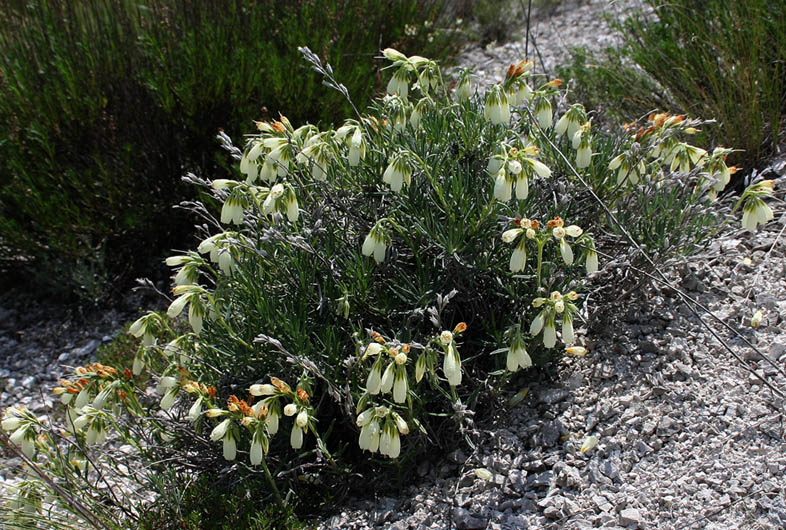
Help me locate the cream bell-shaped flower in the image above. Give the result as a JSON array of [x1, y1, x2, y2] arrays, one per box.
[[358, 419, 380, 452], [742, 198, 774, 231], [2, 409, 25, 432], [530, 311, 545, 336], [356, 408, 374, 428], [393, 366, 408, 403], [394, 413, 410, 435], [160, 388, 178, 411], [443, 342, 462, 386], [509, 241, 527, 273], [283, 403, 298, 417], [506, 343, 532, 372], [585, 249, 599, 274], [502, 228, 524, 244], [366, 361, 383, 395], [494, 169, 512, 202], [535, 97, 552, 129], [188, 397, 203, 423], [515, 174, 529, 200], [223, 435, 237, 461], [523, 157, 552, 178], [380, 362, 396, 394], [266, 409, 280, 435], [387, 67, 410, 99], [290, 424, 304, 449], [296, 410, 308, 428], [543, 315, 557, 348], [456, 77, 472, 100], [210, 419, 231, 442], [562, 314, 575, 344], [250, 437, 265, 466], [576, 139, 592, 169], [487, 154, 505, 175], [249, 384, 277, 396], [555, 104, 587, 138]]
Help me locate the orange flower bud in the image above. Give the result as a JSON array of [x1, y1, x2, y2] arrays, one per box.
[[297, 388, 310, 401], [401, 343, 411, 354], [454, 322, 467, 334]]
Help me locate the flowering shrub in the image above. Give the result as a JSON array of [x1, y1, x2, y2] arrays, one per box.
[[2, 47, 773, 524]]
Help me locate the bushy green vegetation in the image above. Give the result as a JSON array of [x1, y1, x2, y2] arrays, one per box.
[[3, 45, 760, 526], [0, 0, 463, 302], [559, 0, 786, 175]]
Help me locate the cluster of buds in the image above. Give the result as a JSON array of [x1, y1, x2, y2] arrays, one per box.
[[504, 60, 534, 105], [356, 406, 410, 459], [488, 143, 551, 203], [53, 363, 121, 407], [531, 291, 580, 348]]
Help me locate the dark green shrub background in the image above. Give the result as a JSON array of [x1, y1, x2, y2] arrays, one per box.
[[0, 0, 463, 301]]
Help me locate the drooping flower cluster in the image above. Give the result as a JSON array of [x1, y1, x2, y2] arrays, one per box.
[[501, 216, 597, 274], [355, 324, 467, 458], [356, 406, 410, 459], [530, 290, 580, 349], [204, 376, 314, 461], [488, 143, 551, 203]]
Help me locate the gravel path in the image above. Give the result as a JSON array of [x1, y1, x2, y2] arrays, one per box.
[[2, 2, 785, 528]]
